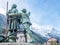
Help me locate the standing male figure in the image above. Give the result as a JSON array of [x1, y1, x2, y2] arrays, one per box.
[[21, 9, 31, 42], [8, 4, 19, 42], [21, 8, 35, 42], [8, 4, 19, 31], [21, 9, 41, 43]]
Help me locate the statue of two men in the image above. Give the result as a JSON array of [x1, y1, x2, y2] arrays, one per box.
[[8, 4, 35, 42]]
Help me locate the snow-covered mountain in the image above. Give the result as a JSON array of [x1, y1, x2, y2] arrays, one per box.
[[30, 22, 60, 43], [0, 14, 6, 34]]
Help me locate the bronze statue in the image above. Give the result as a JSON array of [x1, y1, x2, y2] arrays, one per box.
[[8, 4, 19, 42]]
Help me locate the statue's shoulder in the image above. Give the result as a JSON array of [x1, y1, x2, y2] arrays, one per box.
[[8, 13, 22, 17]]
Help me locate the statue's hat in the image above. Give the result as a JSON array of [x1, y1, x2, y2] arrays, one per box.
[[12, 4, 17, 8], [21, 8, 26, 13]]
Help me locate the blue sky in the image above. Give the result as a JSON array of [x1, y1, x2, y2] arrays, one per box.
[[0, 0, 60, 28]]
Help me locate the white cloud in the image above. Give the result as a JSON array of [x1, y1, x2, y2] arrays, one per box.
[[31, 22, 53, 30], [0, 8, 6, 15]]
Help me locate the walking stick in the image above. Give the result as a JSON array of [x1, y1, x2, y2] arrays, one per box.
[[5, 1, 8, 36]]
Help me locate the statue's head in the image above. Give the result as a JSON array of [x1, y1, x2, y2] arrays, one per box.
[[12, 4, 17, 9], [21, 8, 26, 13]]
